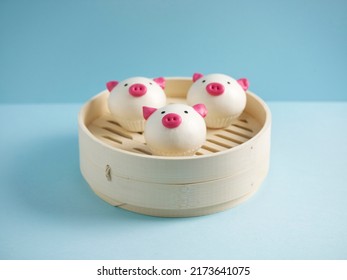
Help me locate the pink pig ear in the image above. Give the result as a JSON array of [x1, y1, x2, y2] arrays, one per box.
[[237, 78, 249, 91], [153, 77, 165, 89], [192, 73, 204, 82], [192, 104, 207, 118], [143, 106, 157, 120], [106, 81, 119, 92]]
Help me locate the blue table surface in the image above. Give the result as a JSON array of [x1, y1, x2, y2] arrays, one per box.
[[0, 102, 346, 260]]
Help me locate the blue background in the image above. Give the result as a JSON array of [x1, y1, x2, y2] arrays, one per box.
[[1, 0, 346, 103], [1, 0, 347, 260]]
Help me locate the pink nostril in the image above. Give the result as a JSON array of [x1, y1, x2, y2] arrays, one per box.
[[162, 113, 182, 128], [129, 83, 147, 97], [206, 82, 224, 96]]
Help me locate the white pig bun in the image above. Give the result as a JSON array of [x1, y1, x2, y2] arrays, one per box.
[[143, 103, 207, 156], [107, 76, 166, 132], [187, 73, 248, 129]]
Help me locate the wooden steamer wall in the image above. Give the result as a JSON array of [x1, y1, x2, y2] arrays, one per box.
[[78, 78, 271, 217]]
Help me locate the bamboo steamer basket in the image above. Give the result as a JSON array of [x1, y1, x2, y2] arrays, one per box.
[[78, 77, 271, 217]]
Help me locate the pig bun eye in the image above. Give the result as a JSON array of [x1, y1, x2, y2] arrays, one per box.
[[149, 82, 153, 85], [161, 111, 165, 114], [227, 81, 231, 84], [202, 80, 206, 83], [184, 110, 188, 114], [124, 83, 128, 87]]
